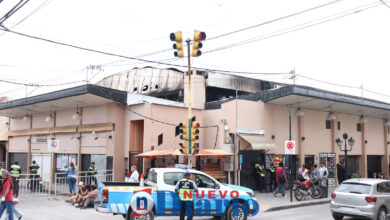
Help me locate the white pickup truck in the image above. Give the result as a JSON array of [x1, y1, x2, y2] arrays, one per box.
[[96, 167, 259, 220]]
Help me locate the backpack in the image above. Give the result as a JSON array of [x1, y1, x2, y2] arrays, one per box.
[[278, 169, 286, 183]]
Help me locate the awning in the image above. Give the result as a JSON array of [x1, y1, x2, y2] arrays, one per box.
[[238, 133, 276, 150], [195, 149, 233, 159]]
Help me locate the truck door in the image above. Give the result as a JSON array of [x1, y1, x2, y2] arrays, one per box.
[[160, 172, 183, 215], [192, 173, 220, 216]]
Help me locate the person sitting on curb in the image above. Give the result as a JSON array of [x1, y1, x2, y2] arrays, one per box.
[[70, 182, 87, 205], [79, 185, 98, 209], [76, 185, 91, 207]]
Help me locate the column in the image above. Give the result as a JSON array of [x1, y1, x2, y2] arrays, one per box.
[[297, 114, 304, 168], [77, 108, 83, 173], [359, 123, 368, 178], [382, 123, 389, 177], [27, 115, 32, 174]]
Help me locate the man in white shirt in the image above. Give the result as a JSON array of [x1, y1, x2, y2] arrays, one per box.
[[127, 165, 139, 183], [319, 163, 328, 178]]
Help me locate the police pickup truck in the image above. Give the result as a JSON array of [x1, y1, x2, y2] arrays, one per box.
[[96, 167, 259, 220]]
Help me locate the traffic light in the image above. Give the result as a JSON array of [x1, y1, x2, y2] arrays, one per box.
[[170, 31, 184, 58], [191, 143, 199, 155], [179, 142, 188, 155], [179, 122, 188, 140], [192, 30, 206, 57], [191, 121, 200, 140]]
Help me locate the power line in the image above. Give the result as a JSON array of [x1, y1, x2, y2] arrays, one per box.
[[205, 1, 385, 54], [0, 78, 85, 87], [0, 0, 52, 37], [207, 0, 341, 41], [0, 27, 291, 76], [380, 0, 390, 9], [96, 0, 342, 66]]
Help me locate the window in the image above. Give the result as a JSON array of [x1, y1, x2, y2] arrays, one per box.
[[193, 173, 217, 188], [326, 120, 331, 129], [336, 183, 372, 194], [147, 170, 158, 184], [164, 172, 184, 185], [175, 126, 180, 136], [158, 134, 163, 146], [357, 123, 362, 132], [337, 121, 341, 131], [377, 182, 390, 193]]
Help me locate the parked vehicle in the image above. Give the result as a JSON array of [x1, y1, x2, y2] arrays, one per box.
[[293, 178, 322, 201], [96, 167, 259, 220], [330, 178, 390, 220]]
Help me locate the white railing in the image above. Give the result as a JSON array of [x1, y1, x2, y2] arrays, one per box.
[[54, 170, 114, 199], [17, 174, 51, 198]]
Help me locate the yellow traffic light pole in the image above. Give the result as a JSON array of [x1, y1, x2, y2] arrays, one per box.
[[186, 39, 193, 166]]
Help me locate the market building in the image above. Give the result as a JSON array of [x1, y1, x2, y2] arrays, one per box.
[[0, 67, 389, 190]]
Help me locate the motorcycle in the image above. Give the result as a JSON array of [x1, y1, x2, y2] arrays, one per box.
[[293, 178, 322, 201]]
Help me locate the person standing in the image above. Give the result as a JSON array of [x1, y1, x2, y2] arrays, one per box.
[[273, 162, 287, 198], [87, 162, 98, 186], [9, 162, 20, 197], [255, 163, 266, 192], [125, 165, 139, 183], [319, 163, 329, 198], [336, 161, 345, 184], [0, 171, 15, 220], [268, 164, 276, 192], [67, 162, 78, 195], [29, 160, 40, 192], [175, 171, 198, 220]]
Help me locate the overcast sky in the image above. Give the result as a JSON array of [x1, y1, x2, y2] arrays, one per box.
[[0, 0, 389, 102]]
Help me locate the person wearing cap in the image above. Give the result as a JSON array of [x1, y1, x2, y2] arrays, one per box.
[[175, 171, 198, 220], [87, 162, 97, 186], [71, 182, 87, 206]]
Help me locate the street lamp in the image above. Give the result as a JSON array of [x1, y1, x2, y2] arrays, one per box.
[[336, 133, 355, 180]]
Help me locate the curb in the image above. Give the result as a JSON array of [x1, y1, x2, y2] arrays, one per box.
[[264, 199, 331, 212]]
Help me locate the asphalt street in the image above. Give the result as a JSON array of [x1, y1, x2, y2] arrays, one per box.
[[3, 197, 363, 220]]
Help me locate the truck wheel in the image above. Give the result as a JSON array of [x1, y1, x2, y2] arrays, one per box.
[[126, 210, 154, 220], [225, 202, 247, 220]]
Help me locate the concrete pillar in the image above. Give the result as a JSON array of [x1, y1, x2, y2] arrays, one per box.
[[77, 108, 83, 173], [382, 123, 389, 178], [297, 114, 304, 168], [27, 115, 32, 174], [359, 123, 368, 178]]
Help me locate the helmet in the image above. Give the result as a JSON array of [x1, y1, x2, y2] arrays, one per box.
[[184, 171, 191, 177]]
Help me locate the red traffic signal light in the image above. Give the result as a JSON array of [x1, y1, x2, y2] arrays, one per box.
[[193, 30, 206, 41], [192, 30, 206, 57]]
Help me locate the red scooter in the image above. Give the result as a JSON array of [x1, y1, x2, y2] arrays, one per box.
[[293, 178, 322, 201]]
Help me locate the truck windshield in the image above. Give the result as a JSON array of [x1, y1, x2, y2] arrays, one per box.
[[147, 170, 157, 183], [164, 172, 184, 186]]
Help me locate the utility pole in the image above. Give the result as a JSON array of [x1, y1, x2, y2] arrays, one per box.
[[171, 30, 206, 167], [186, 38, 193, 166]]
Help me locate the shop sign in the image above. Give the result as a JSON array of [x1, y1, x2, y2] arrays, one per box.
[[36, 135, 47, 143], [48, 139, 60, 152], [284, 140, 295, 154]]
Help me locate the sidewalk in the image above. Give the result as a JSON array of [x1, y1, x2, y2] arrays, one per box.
[[255, 186, 336, 212]]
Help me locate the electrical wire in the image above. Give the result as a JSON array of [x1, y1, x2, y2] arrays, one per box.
[[0, 0, 52, 37], [207, 0, 341, 41], [380, 0, 390, 8], [205, 1, 385, 54]]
